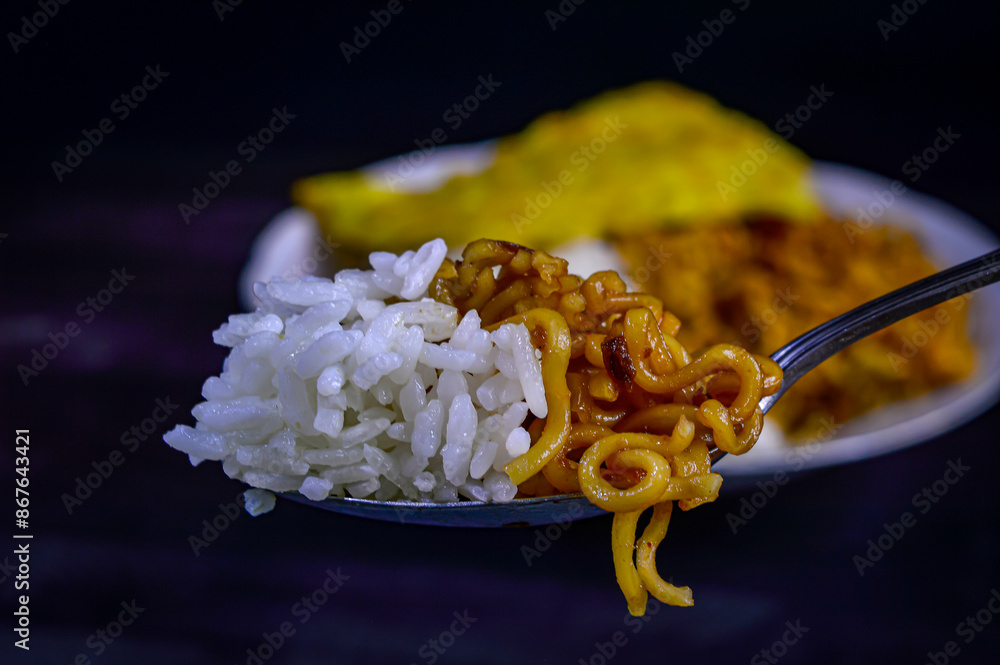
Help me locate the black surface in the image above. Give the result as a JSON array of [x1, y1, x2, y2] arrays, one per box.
[[3, 2, 1000, 663]]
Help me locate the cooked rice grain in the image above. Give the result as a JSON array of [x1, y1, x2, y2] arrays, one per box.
[[164, 239, 533, 513]]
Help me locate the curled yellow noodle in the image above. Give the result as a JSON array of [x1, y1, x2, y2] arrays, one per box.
[[430, 238, 777, 615], [486, 308, 572, 486], [635, 502, 694, 607], [612, 510, 649, 616]]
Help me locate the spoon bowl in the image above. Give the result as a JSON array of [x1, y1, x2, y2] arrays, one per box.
[[283, 491, 606, 527]]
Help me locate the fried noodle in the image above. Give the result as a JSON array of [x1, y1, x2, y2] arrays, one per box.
[[431, 239, 782, 614]]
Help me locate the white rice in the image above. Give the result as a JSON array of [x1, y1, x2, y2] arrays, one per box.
[[164, 238, 540, 513]]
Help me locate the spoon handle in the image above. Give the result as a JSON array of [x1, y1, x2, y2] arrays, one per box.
[[758, 248, 1000, 415]]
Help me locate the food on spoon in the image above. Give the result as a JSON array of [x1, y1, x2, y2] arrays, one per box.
[[165, 237, 780, 615]]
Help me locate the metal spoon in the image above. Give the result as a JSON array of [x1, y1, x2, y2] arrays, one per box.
[[282, 249, 1000, 527]]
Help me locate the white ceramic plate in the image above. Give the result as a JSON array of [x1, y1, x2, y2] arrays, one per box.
[[240, 145, 1000, 478]]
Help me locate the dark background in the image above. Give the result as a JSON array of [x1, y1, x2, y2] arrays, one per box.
[[3, 1, 1000, 663]]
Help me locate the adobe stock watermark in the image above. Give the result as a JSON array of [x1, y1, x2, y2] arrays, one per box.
[[853, 458, 970, 576], [64, 599, 145, 663], [282, 234, 341, 282], [0, 556, 17, 586], [671, 0, 751, 73], [740, 286, 799, 344], [17, 268, 135, 386], [408, 610, 476, 665], [380, 74, 502, 191], [62, 397, 179, 515], [877, 0, 931, 41], [886, 252, 997, 373], [237, 568, 350, 665], [250, 231, 344, 317], [188, 491, 247, 557], [629, 245, 673, 287], [717, 84, 833, 201], [340, 0, 411, 63], [886, 301, 965, 374], [7, 0, 72, 54], [842, 125, 960, 242], [213, 0, 245, 21], [544, 0, 587, 31], [178, 106, 296, 224], [253, 234, 343, 305], [7, 550, 29, 649], [923, 588, 1000, 665], [510, 116, 628, 233], [577, 596, 667, 665], [726, 416, 840, 534], [50, 65, 170, 182], [520, 501, 587, 566], [750, 619, 809, 664]]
